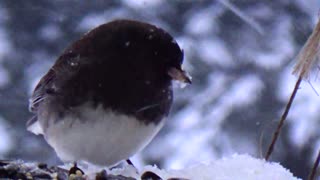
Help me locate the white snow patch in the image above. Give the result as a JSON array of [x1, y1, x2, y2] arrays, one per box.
[[154, 154, 301, 180], [80, 154, 300, 180]]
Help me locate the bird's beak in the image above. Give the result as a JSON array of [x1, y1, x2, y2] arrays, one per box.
[[167, 67, 192, 84]]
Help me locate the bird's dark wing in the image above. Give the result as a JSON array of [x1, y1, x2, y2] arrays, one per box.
[[29, 51, 86, 113], [27, 68, 57, 134], [28, 69, 56, 113]]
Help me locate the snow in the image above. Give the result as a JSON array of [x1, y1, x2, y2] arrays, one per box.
[[162, 154, 300, 180], [101, 154, 300, 180], [1, 155, 300, 179]]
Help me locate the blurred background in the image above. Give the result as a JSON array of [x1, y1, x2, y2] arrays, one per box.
[[0, 0, 319, 179]]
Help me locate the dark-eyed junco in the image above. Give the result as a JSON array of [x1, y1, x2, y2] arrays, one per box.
[[27, 19, 191, 166]]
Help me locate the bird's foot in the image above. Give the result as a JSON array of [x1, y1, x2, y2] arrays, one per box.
[[68, 162, 85, 179], [126, 159, 138, 173]]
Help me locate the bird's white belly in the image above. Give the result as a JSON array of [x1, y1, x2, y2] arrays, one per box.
[[43, 105, 165, 166]]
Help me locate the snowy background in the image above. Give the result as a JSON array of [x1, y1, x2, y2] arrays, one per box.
[[0, 0, 319, 179]]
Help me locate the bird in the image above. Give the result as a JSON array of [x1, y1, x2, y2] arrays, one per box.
[[27, 19, 191, 167]]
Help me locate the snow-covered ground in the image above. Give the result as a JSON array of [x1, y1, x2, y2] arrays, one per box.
[[94, 154, 301, 180]]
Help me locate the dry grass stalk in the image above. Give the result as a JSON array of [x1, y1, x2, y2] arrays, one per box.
[[266, 17, 320, 166], [293, 19, 320, 79], [265, 77, 302, 160]]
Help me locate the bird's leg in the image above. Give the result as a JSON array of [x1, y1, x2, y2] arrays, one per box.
[[68, 162, 84, 176], [126, 159, 134, 166], [126, 159, 138, 173]]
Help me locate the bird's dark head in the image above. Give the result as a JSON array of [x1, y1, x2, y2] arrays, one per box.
[[64, 19, 191, 86]]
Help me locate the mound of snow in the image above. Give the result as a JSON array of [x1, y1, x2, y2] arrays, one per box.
[[108, 154, 301, 180]]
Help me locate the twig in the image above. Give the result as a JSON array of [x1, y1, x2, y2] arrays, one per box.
[[308, 149, 320, 180], [265, 76, 302, 160]]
